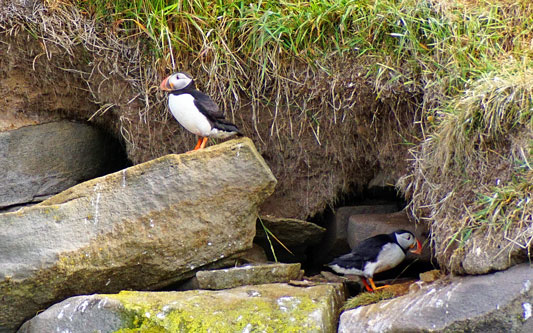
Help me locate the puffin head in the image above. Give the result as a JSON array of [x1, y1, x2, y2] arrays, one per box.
[[160, 72, 194, 91], [394, 230, 422, 254]]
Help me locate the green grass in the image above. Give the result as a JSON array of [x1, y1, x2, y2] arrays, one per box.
[[70, 0, 533, 109], [430, 61, 533, 173], [342, 289, 395, 310], [470, 154, 533, 233]]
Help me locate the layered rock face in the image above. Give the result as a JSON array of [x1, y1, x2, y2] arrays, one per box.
[[0, 137, 276, 332]]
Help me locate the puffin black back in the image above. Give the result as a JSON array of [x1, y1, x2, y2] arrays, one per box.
[[329, 234, 395, 270]]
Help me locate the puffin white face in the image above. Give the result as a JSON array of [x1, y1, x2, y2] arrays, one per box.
[[394, 230, 421, 254], [160, 72, 193, 91]]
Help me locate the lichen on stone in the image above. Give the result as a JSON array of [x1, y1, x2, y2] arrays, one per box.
[[107, 284, 342, 332]]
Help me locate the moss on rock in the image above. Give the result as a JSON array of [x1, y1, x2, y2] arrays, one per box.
[[106, 284, 345, 333]]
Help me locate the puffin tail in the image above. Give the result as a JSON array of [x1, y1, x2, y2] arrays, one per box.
[[328, 252, 360, 268], [214, 119, 241, 135]]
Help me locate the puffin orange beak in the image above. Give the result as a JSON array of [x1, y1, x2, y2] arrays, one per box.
[[410, 239, 423, 255], [160, 76, 173, 91]]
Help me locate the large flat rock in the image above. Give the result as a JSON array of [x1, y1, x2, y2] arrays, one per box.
[[19, 283, 345, 333], [339, 263, 533, 332], [0, 137, 276, 332], [0, 121, 129, 210]]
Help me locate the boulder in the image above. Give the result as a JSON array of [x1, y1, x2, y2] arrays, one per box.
[[19, 283, 346, 333], [238, 243, 269, 264], [196, 263, 302, 290], [0, 121, 129, 210], [459, 235, 530, 275], [0, 137, 276, 332], [339, 263, 533, 333]]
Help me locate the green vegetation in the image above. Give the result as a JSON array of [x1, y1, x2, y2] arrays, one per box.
[[405, 60, 533, 269], [342, 289, 395, 310], [107, 287, 337, 332]]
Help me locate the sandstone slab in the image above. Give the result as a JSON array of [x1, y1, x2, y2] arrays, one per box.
[[19, 283, 345, 333], [0, 137, 276, 332], [0, 121, 129, 210], [339, 263, 533, 332], [196, 263, 302, 290]]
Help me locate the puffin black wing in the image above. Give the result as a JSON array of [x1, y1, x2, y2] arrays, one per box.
[[329, 234, 395, 269], [329, 252, 366, 271], [189, 89, 240, 134], [189, 90, 226, 120]]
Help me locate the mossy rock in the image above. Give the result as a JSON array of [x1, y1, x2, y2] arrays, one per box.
[[19, 283, 346, 333]]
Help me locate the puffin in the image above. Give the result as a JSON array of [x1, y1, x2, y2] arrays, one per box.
[[160, 72, 240, 150], [328, 229, 422, 292]]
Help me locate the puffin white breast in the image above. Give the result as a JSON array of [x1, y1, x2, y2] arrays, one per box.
[[168, 94, 213, 137]]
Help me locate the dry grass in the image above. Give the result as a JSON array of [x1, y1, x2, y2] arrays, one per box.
[[342, 290, 396, 310]]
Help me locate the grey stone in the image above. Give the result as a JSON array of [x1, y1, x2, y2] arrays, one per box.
[[0, 121, 128, 210], [0, 137, 277, 332], [339, 263, 533, 333], [238, 243, 269, 264], [255, 216, 326, 264], [19, 284, 346, 333], [459, 234, 530, 275], [17, 296, 125, 333], [196, 263, 302, 290]]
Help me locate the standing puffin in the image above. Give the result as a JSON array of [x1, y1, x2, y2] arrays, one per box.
[[328, 229, 422, 292], [160, 72, 240, 150]]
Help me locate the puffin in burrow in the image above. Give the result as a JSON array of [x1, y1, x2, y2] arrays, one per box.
[[160, 72, 240, 150], [328, 229, 422, 292]]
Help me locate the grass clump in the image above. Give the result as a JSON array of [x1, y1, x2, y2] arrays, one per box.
[[342, 290, 395, 311], [401, 59, 533, 273], [429, 62, 533, 173]]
